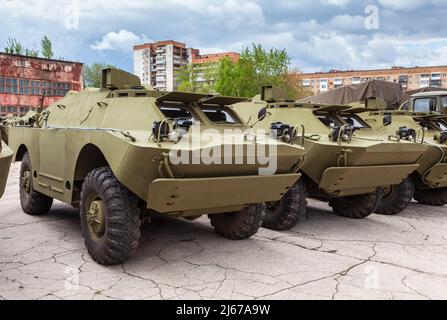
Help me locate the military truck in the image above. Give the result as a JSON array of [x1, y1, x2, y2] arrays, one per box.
[[355, 97, 447, 209], [6, 69, 306, 265], [0, 122, 13, 199], [400, 91, 447, 114], [232, 87, 427, 230]]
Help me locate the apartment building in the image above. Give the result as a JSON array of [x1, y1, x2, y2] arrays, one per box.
[[133, 40, 240, 91], [133, 40, 196, 91], [299, 66, 447, 95], [191, 52, 240, 89], [0, 53, 83, 117]]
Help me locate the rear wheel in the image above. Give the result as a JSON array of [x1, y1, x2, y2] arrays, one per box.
[[414, 187, 447, 206], [377, 177, 414, 215], [329, 189, 382, 219], [19, 152, 53, 215], [80, 167, 141, 265], [209, 204, 265, 240], [262, 179, 308, 231]]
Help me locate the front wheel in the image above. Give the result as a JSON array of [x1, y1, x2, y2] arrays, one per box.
[[80, 167, 141, 265], [414, 187, 447, 206], [209, 204, 265, 240], [19, 152, 53, 215], [377, 177, 414, 215], [262, 179, 308, 231], [329, 189, 382, 219]]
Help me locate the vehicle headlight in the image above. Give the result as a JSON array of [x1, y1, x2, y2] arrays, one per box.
[[435, 131, 447, 144], [397, 127, 416, 141], [270, 122, 294, 143], [329, 125, 353, 143]]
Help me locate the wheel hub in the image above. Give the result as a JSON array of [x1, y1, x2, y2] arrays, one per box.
[[87, 199, 105, 239], [382, 186, 394, 199], [21, 170, 31, 193]]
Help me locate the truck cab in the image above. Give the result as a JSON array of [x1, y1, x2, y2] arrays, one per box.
[[400, 91, 447, 113]]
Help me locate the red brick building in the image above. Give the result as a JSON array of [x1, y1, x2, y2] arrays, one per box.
[[0, 53, 83, 117], [297, 65, 447, 95]]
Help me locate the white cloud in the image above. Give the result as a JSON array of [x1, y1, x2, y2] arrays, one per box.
[[378, 0, 425, 11], [91, 30, 151, 51], [322, 0, 351, 6]]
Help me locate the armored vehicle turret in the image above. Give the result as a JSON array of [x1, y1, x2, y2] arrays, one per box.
[[6, 69, 306, 265], [232, 87, 427, 229]]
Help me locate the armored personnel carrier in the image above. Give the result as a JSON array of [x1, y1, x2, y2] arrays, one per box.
[[6, 69, 306, 265], [355, 97, 447, 210], [232, 87, 427, 230], [0, 122, 13, 199]]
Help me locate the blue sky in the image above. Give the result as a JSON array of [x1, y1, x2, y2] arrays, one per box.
[[1, 0, 446, 73]]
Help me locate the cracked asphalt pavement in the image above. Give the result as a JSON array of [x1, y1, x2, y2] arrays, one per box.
[[1, 163, 447, 300]]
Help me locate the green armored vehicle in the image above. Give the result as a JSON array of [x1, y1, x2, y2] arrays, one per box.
[[0, 123, 13, 199], [6, 69, 305, 265], [232, 87, 427, 230], [356, 97, 447, 209]]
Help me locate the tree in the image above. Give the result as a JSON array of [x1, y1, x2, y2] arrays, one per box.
[[25, 48, 39, 57], [176, 62, 216, 94], [285, 68, 314, 99], [4, 38, 24, 55], [214, 43, 307, 99], [41, 36, 53, 59], [83, 62, 116, 88]]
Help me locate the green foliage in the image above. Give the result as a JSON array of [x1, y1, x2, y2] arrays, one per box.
[[214, 43, 306, 99], [4, 38, 24, 55], [25, 48, 39, 57], [41, 36, 53, 59], [83, 62, 116, 88], [177, 62, 217, 94]]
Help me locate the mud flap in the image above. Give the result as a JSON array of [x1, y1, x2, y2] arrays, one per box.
[[147, 173, 301, 213], [424, 163, 447, 188], [0, 141, 13, 199], [319, 164, 419, 195]]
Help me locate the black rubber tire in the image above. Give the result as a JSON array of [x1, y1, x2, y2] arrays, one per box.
[[80, 167, 141, 265], [19, 152, 53, 215], [377, 177, 414, 215], [414, 187, 447, 206], [262, 179, 308, 231], [209, 204, 265, 240], [329, 189, 382, 219]]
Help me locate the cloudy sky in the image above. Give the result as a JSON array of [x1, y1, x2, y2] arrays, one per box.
[[1, 0, 446, 73]]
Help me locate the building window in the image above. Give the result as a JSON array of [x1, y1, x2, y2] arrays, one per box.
[[352, 77, 361, 84]]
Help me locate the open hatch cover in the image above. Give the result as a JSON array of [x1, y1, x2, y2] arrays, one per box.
[[157, 92, 209, 104], [199, 96, 249, 106]]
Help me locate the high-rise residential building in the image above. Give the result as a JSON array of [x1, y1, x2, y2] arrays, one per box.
[[133, 40, 196, 91], [297, 66, 447, 95], [0, 53, 83, 117], [133, 40, 239, 91]]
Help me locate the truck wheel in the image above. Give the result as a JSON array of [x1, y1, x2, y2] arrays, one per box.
[[80, 167, 141, 265], [329, 189, 382, 219], [414, 187, 447, 206], [377, 178, 414, 215], [209, 204, 265, 240], [19, 152, 53, 215], [262, 179, 308, 231]]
